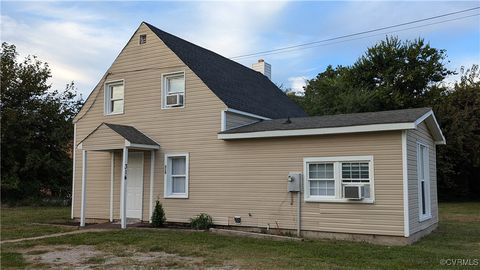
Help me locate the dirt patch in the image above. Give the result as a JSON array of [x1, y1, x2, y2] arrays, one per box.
[[22, 245, 237, 269]]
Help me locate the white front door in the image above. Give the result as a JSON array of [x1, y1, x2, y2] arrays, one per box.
[[126, 152, 144, 219]]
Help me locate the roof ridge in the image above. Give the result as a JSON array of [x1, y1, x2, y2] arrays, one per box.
[[143, 22, 263, 78], [143, 22, 307, 119]]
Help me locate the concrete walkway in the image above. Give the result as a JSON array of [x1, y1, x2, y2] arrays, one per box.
[[1, 228, 111, 244]]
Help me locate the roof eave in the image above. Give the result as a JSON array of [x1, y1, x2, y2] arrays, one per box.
[[218, 122, 416, 140], [414, 110, 446, 145]]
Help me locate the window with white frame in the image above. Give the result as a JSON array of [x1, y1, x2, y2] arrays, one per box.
[[164, 153, 189, 198], [417, 143, 431, 220], [304, 156, 374, 202], [162, 72, 185, 108], [105, 81, 124, 115]]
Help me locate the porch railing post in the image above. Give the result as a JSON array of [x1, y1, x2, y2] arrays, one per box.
[[110, 151, 114, 222], [80, 150, 87, 227], [149, 150, 155, 223], [120, 147, 129, 229]]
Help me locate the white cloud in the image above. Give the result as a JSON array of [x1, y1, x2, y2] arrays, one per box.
[[288, 76, 308, 94], [1, 1, 289, 97], [1, 12, 127, 96], [162, 1, 288, 58]]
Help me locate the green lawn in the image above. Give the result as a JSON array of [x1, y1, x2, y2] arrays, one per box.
[[1, 207, 75, 240], [1, 203, 479, 269]]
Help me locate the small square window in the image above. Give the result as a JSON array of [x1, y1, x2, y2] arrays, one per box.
[[139, 34, 147, 44]]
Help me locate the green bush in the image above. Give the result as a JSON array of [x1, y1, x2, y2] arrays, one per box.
[[151, 200, 166, 227], [190, 213, 213, 230]]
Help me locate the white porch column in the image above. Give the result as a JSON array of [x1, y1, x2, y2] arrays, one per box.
[[109, 152, 114, 222], [80, 150, 87, 227], [120, 147, 129, 229], [149, 150, 155, 223]]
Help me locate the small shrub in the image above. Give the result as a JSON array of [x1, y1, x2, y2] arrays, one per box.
[[151, 200, 166, 227], [190, 213, 213, 230]]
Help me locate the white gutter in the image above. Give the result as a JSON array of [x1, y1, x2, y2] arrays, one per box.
[[218, 122, 416, 140]]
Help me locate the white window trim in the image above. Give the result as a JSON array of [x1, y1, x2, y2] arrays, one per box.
[[104, 80, 125, 116], [303, 156, 375, 203], [164, 152, 189, 199], [417, 142, 432, 222], [161, 71, 186, 109]]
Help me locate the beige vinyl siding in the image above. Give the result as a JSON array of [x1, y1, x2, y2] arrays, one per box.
[[73, 23, 405, 236], [72, 23, 226, 220], [80, 124, 125, 150], [407, 122, 438, 235], [225, 111, 260, 130]]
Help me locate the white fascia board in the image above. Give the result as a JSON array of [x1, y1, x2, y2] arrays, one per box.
[[218, 122, 416, 140], [226, 108, 271, 120], [125, 140, 160, 150], [414, 110, 446, 145]]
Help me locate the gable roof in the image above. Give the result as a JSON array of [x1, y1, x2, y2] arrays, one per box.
[[219, 107, 446, 144], [144, 22, 307, 119], [104, 123, 159, 146], [78, 123, 159, 149]]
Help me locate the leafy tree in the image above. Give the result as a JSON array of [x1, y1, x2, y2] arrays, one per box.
[[1, 42, 83, 203], [298, 36, 454, 116], [433, 65, 480, 200], [290, 36, 478, 201]]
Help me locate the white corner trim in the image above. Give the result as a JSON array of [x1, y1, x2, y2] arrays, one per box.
[[71, 123, 77, 219], [226, 108, 270, 120], [401, 130, 410, 237], [219, 122, 416, 140], [77, 143, 83, 150]]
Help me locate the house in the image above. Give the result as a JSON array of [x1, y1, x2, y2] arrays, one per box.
[[71, 22, 445, 245]]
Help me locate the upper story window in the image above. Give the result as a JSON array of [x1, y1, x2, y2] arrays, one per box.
[[104, 81, 124, 115], [162, 72, 185, 108], [304, 156, 374, 203]]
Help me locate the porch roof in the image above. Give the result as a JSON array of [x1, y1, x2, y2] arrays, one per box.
[[77, 123, 159, 151]]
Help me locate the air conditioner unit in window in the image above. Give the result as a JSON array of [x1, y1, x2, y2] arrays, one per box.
[[166, 93, 184, 107], [343, 185, 364, 200]]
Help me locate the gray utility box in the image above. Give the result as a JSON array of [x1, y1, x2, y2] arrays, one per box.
[[287, 172, 302, 192]]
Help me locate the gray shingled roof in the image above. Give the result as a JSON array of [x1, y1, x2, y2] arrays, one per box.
[[104, 123, 158, 146], [144, 22, 307, 119], [220, 108, 432, 134]]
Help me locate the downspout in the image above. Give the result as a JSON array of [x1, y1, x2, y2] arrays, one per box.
[[297, 175, 302, 237]]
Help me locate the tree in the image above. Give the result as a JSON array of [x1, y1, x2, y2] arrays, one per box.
[[1, 42, 83, 203], [290, 36, 479, 201], [433, 65, 480, 200], [296, 36, 454, 115]]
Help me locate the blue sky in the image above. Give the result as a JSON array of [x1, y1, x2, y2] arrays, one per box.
[[1, 1, 479, 97]]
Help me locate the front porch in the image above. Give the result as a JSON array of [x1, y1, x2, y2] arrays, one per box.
[[77, 123, 160, 229]]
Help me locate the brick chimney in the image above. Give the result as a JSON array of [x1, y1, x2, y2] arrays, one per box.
[[252, 59, 271, 80]]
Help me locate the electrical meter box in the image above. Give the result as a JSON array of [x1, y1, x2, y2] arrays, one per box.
[[287, 172, 302, 192]]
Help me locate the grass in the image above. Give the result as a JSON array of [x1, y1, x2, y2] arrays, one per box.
[[1, 207, 75, 240], [1, 203, 479, 269]]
